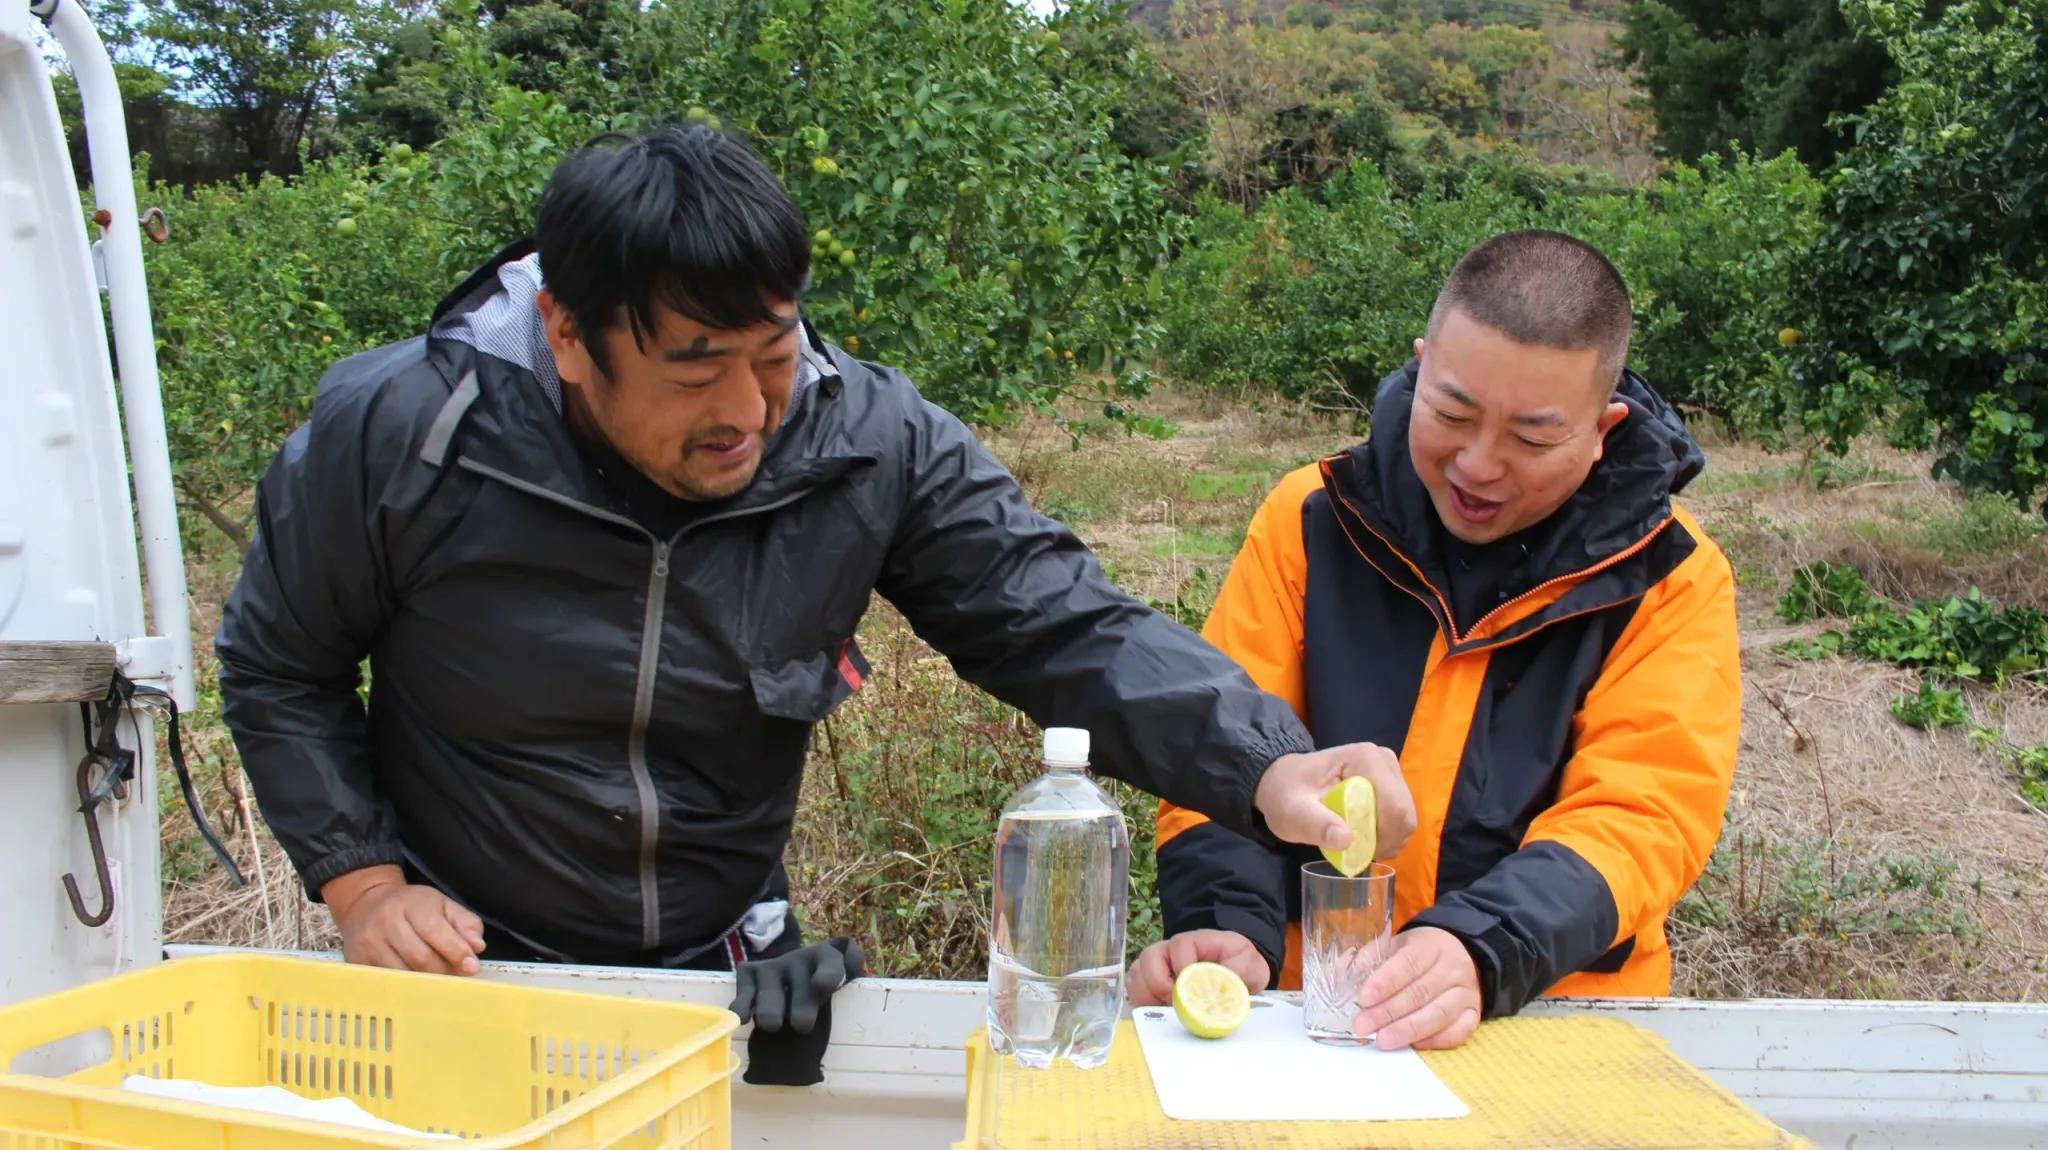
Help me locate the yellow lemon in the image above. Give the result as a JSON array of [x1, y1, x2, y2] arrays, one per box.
[[1320, 776, 1378, 876], [1172, 961, 1250, 1039]]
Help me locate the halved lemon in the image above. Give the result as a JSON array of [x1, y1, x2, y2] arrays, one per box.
[[1320, 776, 1379, 876], [1172, 961, 1251, 1040]]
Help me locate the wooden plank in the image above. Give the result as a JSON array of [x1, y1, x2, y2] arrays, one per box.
[[0, 640, 116, 704]]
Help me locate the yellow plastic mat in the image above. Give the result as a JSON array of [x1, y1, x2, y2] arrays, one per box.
[[956, 1016, 1814, 1150]]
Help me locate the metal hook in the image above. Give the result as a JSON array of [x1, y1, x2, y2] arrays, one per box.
[[62, 755, 116, 928]]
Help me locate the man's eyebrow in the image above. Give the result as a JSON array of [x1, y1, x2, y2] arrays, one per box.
[[662, 336, 718, 363], [661, 314, 801, 363], [1433, 379, 1478, 407], [765, 312, 802, 346], [1433, 378, 1568, 429]]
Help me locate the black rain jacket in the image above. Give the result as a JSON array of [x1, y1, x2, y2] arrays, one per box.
[[216, 242, 1314, 964]]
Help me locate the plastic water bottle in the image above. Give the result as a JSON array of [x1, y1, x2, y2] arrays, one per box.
[[986, 727, 1131, 1070]]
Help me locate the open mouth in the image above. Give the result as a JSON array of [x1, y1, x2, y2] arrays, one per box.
[[1448, 483, 1504, 524], [693, 434, 755, 463]]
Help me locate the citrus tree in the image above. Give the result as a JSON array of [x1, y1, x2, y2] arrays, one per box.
[[1793, 0, 2048, 504], [139, 0, 1190, 543], [615, 0, 1186, 427], [142, 149, 450, 545], [1568, 149, 1824, 430]]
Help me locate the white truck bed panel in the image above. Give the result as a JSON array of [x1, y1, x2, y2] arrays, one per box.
[[165, 946, 2048, 1149], [0, 0, 165, 1011]]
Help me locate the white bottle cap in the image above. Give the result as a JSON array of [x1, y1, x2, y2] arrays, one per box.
[[1043, 727, 1090, 765]]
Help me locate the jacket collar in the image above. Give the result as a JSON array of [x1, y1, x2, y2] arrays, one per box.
[[1323, 358, 1705, 646], [431, 235, 537, 327], [422, 241, 872, 530]]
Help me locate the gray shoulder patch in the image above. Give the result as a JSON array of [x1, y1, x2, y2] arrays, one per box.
[[420, 370, 480, 467]]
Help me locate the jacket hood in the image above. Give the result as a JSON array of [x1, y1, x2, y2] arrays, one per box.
[[421, 238, 849, 513], [427, 235, 829, 424], [1338, 358, 1706, 595]]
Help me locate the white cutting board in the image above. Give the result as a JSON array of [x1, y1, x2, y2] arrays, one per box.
[[1131, 997, 1470, 1122]]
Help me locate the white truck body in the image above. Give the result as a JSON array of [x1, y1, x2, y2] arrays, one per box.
[[0, 0, 178, 1012], [4, 4, 2044, 1147]]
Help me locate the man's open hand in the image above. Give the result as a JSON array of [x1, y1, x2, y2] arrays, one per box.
[[1254, 742, 1417, 857], [1354, 926, 1482, 1051], [1127, 929, 1271, 1007], [324, 866, 485, 976]]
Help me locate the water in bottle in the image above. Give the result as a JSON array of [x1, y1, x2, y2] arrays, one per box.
[[986, 727, 1131, 1070]]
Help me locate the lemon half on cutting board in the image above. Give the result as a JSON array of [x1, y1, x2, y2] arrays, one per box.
[[1172, 962, 1250, 1039], [1320, 776, 1378, 876]]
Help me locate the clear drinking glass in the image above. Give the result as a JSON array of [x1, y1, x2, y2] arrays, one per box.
[[1300, 860, 1396, 1045]]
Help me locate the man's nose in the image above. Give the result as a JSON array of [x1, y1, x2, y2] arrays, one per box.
[[713, 366, 769, 431], [1456, 439, 1508, 486]]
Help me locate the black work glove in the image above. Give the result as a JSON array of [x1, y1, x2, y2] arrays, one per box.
[[729, 937, 864, 1086]]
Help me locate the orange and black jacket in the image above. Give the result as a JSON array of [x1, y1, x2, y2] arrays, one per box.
[[1157, 361, 1740, 1017]]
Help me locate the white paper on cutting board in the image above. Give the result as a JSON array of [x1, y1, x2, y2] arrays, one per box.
[[1131, 998, 1470, 1122]]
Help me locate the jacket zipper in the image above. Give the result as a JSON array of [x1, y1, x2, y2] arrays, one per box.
[[1322, 459, 1678, 651], [1463, 515, 1675, 640], [627, 541, 670, 948], [461, 457, 668, 948], [456, 455, 837, 953], [1323, 485, 1452, 635], [1322, 462, 1464, 639]]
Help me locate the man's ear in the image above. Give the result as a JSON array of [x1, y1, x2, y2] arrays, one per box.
[[1413, 336, 1426, 361], [1589, 400, 1631, 461], [536, 289, 596, 386]]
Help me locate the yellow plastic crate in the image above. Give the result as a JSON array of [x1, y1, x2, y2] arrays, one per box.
[[955, 1017, 1817, 1149], [0, 953, 737, 1150]]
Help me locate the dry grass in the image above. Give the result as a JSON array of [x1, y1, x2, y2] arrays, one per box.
[[159, 551, 341, 955], [1641, 435, 2047, 1001], [1673, 653, 2048, 1000], [782, 599, 1043, 977], [158, 388, 2048, 1001]]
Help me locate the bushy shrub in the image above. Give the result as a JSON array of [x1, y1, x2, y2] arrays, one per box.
[[144, 149, 450, 543], [1159, 147, 1823, 431], [141, 0, 1189, 537], [1157, 162, 1540, 399], [1792, 0, 2048, 505], [1569, 149, 1824, 427]]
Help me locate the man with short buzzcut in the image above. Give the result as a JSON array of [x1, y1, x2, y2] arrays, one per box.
[[1130, 229, 1741, 1053]]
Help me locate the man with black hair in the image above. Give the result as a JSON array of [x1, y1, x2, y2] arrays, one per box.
[[1133, 230, 1740, 1053], [214, 124, 1415, 1078]]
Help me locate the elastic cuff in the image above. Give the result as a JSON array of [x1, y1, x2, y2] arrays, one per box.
[[1255, 940, 1283, 990], [300, 842, 406, 903], [1231, 728, 1318, 849], [1405, 904, 1508, 1018]]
